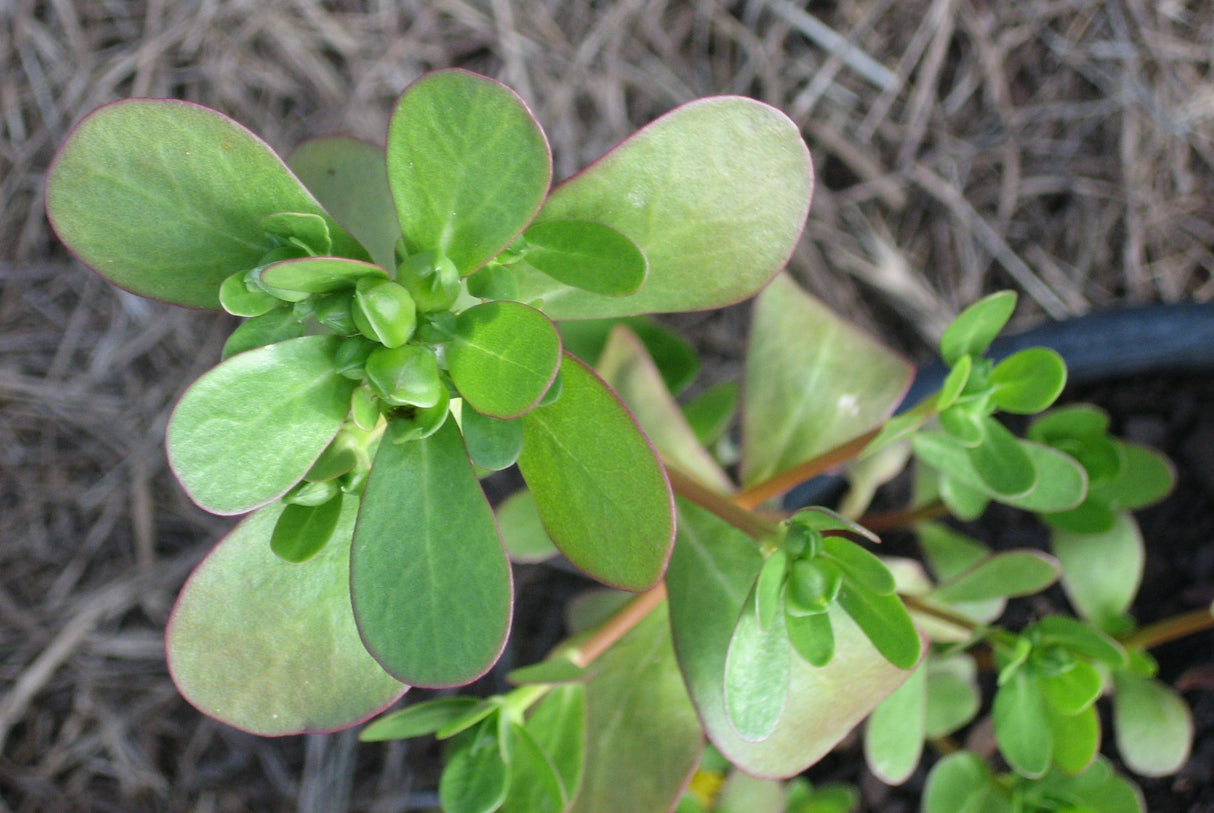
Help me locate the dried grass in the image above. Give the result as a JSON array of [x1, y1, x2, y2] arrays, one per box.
[[1, 0, 1212, 809]]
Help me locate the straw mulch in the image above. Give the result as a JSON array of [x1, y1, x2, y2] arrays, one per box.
[[1, 1, 1211, 811]]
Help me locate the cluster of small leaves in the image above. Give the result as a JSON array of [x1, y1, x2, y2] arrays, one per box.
[[46, 67, 812, 740], [360, 684, 586, 813], [724, 508, 919, 742]]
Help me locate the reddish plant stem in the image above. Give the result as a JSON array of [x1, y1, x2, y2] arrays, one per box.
[[571, 583, 667, 668], [733, 427, 880, 510], [859, 500, 950, 533], [1120, 607, 1214, 651], [664, 464, 778, 540]]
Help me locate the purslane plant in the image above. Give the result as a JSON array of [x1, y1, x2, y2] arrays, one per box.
[[46, 70, 1206, 812]]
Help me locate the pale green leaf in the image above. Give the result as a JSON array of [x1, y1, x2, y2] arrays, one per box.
[[1113, 672, 1193, 777], [166, 500, 406, 735], [516, 98, 813, 318], [742, 274, 912, 488], [166, 335, 356, 515]]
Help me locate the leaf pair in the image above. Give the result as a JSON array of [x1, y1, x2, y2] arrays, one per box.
[[923, 752, 1143, 813]]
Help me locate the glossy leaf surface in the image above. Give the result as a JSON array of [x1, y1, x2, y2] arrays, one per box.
[[522, 219, 648, 296], [989, 348, 1067, 414], [166, 500, 405, 735], [519, 354, 675, 591], [270, 497, 344, 563], [447, 301, 562, 418], [167, 335, 355, 515], [351, 419, 512, 686], [288, 136, 400, 269], [387, 69, 551, 275], [667, 500, 912, 778], [516, 97, 812, 318], [47, 99, 363, 308], [260, 257, 387, 293], [742, 274, 912, 487]]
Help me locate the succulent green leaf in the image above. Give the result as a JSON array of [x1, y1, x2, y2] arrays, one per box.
[[1043, 497, 1119, 535], [221, 308, 305, 359], [521, 219, 648, 296], [989, 348, 1067, 414], [993, 668, 1052, 778], [351, 419, 512, 686], [220, 271, 283, 317], [270, 496, 344, 563], [387, 69, 551, 275], [836, 583, 921, 670], [46, 100, 366, 309], [288, 136, 400, 269], [784, 607, 835, 666], [914, 433, 1088, 511], [516, 97, 813, 318], [742, 274, 912, 487], [822, 536, 897, 596], [526, 683, 587, 803], [930, 550, 1060, 603], [937, 354, 972, 410], [447, 301, 562, 418], [755, 550, 790, 630], [1031, 757, 1145, 813], [360, 696, 482, 742], [1096, 442, 1176, 511], [1045, 701, 1100, 775], [938, 475, 991, 521], [167, 335, 356, 515], [1041, 660, 1103, 716], [1031, 615, 1127, 668], [864, 664, 927, 785], [567, 603, 703, 813], [259, 257, 388, 293], [518, 354, 675, 591], [437, 701, 501, 741], [939, 404, 985, 446], [1113, 672, 1193, 777], [925, 655, 981, 738], [1051, 513, 1144, 628], [683, 381, 739, 446], [968, 415, 1038, 496], [440, 717, 511, 813], [501, 723, 566, 813], [365, 344, 442, 407], [923, 752, 1011, 813], [939, 291, 1017, 366], [166, 500, 406, 736], [460, 407, 524, 471], [724, 593, 791, 742], [495, 489, 558, 563], [353, 277, 417, 348], [915, 521, 989, 582], [595, 325, 732, 491], [667, 500, 913, 778], [559, 317, 700, 395]]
